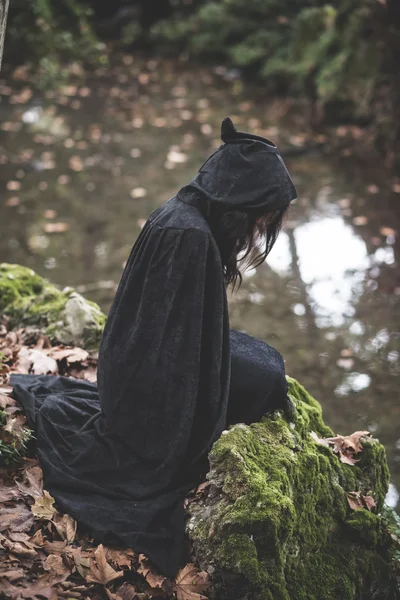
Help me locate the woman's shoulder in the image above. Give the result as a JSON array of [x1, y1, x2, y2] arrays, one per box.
[[147, 196, 211, 236]]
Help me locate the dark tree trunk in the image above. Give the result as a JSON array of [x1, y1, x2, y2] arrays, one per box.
[[0, 0, 10, 70]]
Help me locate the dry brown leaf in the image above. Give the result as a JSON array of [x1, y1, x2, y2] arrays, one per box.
[[30, 529, 45, 546], [86, 544, 123, 585], [0, 392, 16, 409], [48, 346, 89, 364], [44, 222, 70, 233], [362, 494, 376, 511], [195, 481, 210, 495], [346, 491, 376, 512], [0, 532, 37, 558], [43, 539, 68, 555], [52, 513, 77, 544], [115, 582, 138, 600], [145, 569, 168, 589], [379, 226, 396, 237], [0, 483, 21, 503], [17, 347, 58, 375], [45, 554, 71, 576], [105, 547, 136, 568], [31, 490, 57, 520], [174, 563, 211, 600], [0, 504, 35, 533], [314, 431, 371, 466], [4, 413, 28, 441], [346, 491, 363, 511], [137, 553, 151, 578], [17, 466, 44, 499], [0, 569, 24, 582]]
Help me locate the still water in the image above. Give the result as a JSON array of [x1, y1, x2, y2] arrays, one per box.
[[1, 55, 399, 508]]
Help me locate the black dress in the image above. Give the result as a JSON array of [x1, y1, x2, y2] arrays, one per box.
[[10, 118, 297, 577]]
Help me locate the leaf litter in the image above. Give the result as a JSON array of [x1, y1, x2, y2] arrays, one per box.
[[0, 320, 212, 599]]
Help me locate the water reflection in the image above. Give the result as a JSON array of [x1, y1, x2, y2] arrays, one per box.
[[269, 218, 369, 327], [0, 55, 399, 508]]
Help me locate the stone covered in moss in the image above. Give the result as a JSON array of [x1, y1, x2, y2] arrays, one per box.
[[186, 377, 399, 600], [0, 263, 106, 349]]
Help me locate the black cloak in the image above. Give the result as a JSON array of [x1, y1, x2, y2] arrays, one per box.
[[10, 117, 297, 577]]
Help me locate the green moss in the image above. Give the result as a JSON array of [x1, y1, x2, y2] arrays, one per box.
[[0, 263, 106, 349], [189, 378, 398, 600]]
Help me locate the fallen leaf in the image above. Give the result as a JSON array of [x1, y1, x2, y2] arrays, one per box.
[[352, 216, 368, 226], [379, 226, 396, 237], [49, 346, 88, 364], [45, 554, 71, 576], [1, 533, 37, 558], [115, 582, 138, 600], [174, 563, 211, 600], [0, 484, 21, 503], [17, 347, 58, 375], [346, 491, 363, 510], [44, 222, 70, 233], [0, 569, 24, 582], [52, 513, 77, 544], [86, 544, 123, 585], [17, 466, 43, 499], [30, 529, 45, 546], [43, 539, 68, 555], [195, 481, 210, 495], [145, 569, 168, 589], [31, 490, 57, 520], [362, 494, 376, 511], [0, 392, 16, 409], [105, 547, 136, 568], [4, 413, 28, 441], [0, 505, 35, 533], [321, 431, 371, 465], [346, 491, 376, 512]]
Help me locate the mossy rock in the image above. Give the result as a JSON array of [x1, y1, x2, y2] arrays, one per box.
[[186, 378, 399, 600], [0, 263, 106, 349]]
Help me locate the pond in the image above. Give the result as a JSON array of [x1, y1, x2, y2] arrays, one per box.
[[1, 54, 399, 509]]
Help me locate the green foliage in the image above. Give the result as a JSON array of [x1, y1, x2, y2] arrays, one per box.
[[153, 0, 387, 121], [5, 0, 107, 88]]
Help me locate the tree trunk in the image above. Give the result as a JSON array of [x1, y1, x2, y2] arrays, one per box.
[[0, 0, 10, 70]]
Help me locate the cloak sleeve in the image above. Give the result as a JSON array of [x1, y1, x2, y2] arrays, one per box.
[[97, 222, 231, 481]]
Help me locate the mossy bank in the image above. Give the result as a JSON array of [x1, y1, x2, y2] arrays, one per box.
[[186, 378, 400, 599], [0, 263, 105, 349]]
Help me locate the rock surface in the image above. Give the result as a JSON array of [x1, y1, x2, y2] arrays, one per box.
[[1, 263, 399, 599], [0, 263, 105, 349], [186, 378, 399, 599]]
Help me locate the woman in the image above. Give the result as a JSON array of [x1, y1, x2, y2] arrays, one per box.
[[10, 117, 298, 578]]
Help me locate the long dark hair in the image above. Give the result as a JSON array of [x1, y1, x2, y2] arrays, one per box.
[[206, 202, 288, 290]]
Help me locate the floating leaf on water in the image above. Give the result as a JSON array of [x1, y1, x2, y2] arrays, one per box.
[[44, 222, 70, 233], [352, 216, 368, 226], [130, 187, 147, 199]]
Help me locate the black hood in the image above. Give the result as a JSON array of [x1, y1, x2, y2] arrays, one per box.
[[177, 117, 298, 211]]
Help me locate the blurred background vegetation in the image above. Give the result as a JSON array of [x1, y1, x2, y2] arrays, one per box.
[[2, 0, 400, 167]]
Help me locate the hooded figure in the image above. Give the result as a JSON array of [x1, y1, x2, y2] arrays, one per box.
[[10, 117, 298, 577]]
